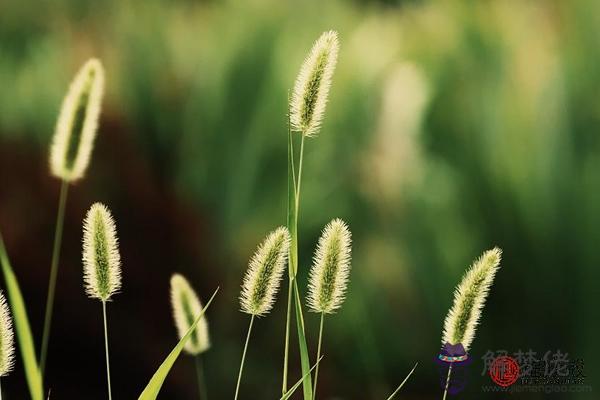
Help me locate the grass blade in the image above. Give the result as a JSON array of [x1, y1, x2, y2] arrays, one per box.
[[385, 362, 418, 400], [286, 98, 312, 400], [282, 96, 297, 395], [0, 232, 43, 400], [138, 287, 219, 400], [293, 279, 313, 400], [287, 101, 298, 279], [280, 356, 323, 400]]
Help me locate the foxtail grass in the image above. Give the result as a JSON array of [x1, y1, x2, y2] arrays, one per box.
[[441, 247, 502, 400], [290, 31, 339, 138], [170, 273, 210, 399], [41, 58, 105, 376], [306, 219, 351, 399], [0, 291, 15, 400], [82, 203, 122, 400], [282, 30, 340, 400], [235, 227, 290, 400]]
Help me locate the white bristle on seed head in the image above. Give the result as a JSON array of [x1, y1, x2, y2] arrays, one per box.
[[240, 227, 291, 316], [50, 58, 105, 182], [442, 247, 502, 351], [170, 273, 210, 355], [307, 219, 352, 314], [82, 203, 122, 302], [0, 291, 15, 377], [290, 30, 339, 137]]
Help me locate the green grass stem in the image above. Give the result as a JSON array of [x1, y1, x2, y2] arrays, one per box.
[[40, 179, 69, 377], [234, 315, 255, 400], [102, 301, 113, 400]]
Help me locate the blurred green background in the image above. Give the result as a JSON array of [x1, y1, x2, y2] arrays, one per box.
[[0, 0, 598, 398]]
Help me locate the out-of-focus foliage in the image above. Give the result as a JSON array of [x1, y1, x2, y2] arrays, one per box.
[[0, 0, 598, 398]]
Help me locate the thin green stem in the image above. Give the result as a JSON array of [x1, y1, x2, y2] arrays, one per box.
[[442, 364, 452, 400], [288, 95, 297, 199], [282, 101, 296, 394], [385, 362, 418, 400], [295, 135, 305, 208], [293, 278, 313, 400], [40, 179, 69, 377], [195, 355, 208, 400], [102, 301, 113, 400], [312, 313, 325, 400], [281, 278, 293, 395], [234, 315, 255, 400]]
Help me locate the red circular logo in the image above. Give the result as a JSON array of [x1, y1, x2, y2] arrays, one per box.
[[489, 356, 520, 387]]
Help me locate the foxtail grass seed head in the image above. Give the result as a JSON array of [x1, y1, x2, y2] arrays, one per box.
[[442, 247, 502, 351], [170, 273, 210, 355], [240, 227, 291, 316], [290, 30, 339, 137], [307, 219, 352, 314], [0, 291, 14, 377], [50, 58, 105, 182], [82, 203, 122, 302]]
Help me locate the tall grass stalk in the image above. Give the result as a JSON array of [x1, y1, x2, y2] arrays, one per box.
[[312, 313, 324, 399], [384, 362, 419, 400], [441, 364, 452, 400], [282, 30, 339, 399], [195, 355, 207, 400], [440, 248, 502, 399], [40, 179, 68, 375], [102, 301, 113, 400], [82, 203, 122, 400], [306, 219, 352, 399], [41, 59, 105, 376], [237, 227, 290, 399], [234, 315, 254, 400]]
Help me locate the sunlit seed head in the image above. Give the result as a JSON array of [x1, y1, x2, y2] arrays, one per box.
[[307, 219, 352, 314], [50, 58, 105, 182], [290, 30, 339, 137], [0, 291, 15, 377], [240, 227, 291, 316], [442, 247, 502, 351], [82, 203, 122, 302], [170, 273, 210, 355]]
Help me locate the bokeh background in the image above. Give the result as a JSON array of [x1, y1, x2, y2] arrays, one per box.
[[0, 0, 598, 398]]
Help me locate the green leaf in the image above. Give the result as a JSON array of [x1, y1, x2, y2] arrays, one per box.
[[287, 101, 298, 279], [293, 279, 313, 400], [138, 287, 219, 400], [286, 97, 313, 400], [0, 233, 44, 400], [385, 362, 418, 400], [280, 356, 322, 400]]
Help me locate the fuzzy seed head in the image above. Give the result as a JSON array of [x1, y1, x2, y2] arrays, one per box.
[[240, 227, 291, 316], [442, 247, 502, 351], [307, 219, 352, 314], [290, 30, 339, 137], [50, 58, 105, 182], [82, 203, 122, 301], [0, 292, 15, 377], [170, 274, 210, 355]]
